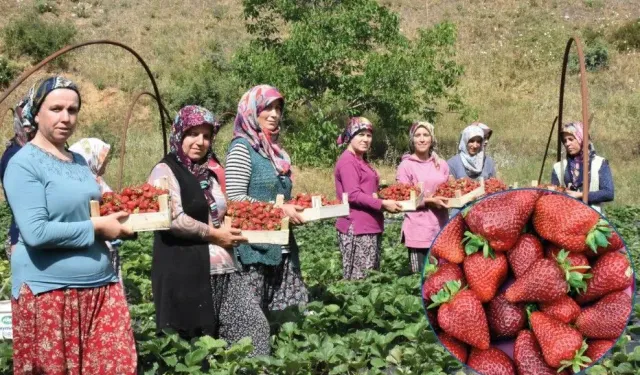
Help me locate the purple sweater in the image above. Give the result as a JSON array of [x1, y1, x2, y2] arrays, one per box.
[[334, 150, 384, 235]]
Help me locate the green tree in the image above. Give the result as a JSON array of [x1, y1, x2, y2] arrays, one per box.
[[234, 0, 467, 164]]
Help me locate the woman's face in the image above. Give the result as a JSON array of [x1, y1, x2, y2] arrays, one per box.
[[34, 89, 80, 145], [413, 127, 432, 155], [182, 124, 212, 162], [562, 133, 581, 156], [257, 100, 283, 133], [467, 136, 483, 156], [350, 130, 373, 154]]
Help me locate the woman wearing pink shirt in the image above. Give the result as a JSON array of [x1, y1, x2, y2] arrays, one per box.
[[334, 117, 403, 280], [396, 122, 449, 274]]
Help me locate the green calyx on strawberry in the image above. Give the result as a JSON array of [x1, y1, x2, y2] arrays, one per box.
[[422, 256, 438, 279], [555, 249, 592, 294], [557, 341, 591, 374], [463, 231, 493, 259], [585, 219, 613, 253], [428, 280, 464, 309]]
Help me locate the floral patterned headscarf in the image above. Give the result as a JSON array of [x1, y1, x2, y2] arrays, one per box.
[[21, 76, 81, 129], [233, 85, 291, 176], [561, 121, 596, 189], [69, 138, 113, 193], [337, 117, 374, 146], [170, 105, 225, 227], [408, 121, 441, 168], [7, 98, 35, 147]]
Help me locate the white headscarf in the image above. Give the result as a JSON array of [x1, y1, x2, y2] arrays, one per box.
[[69, 138, 113, 193], [458, 125, 485, 176]]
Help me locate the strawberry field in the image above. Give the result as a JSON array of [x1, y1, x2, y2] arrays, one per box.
[[0, 202, 638, 374]]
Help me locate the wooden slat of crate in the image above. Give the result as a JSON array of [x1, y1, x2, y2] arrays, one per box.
[[397, 186, 424, 212], [89, 178, 171, 232], [444, 179, 486, 208], [301, 193, 350, 222], [224, 216, 290, 245]]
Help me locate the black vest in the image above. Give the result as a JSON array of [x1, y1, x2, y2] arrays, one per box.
[[151, 153, 215, 339]]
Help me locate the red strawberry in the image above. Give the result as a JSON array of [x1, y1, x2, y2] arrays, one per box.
[[438, 332, 468, 363], [463, 190, 540, 253], [582, 339, 615, 368], [467, 347, 516, 375], [533, 194, 614, 253], [463, 252, 508, 303], [514, 330, 569, 375], [530, 312, 589, 371], [486, 292, 526, 339], [430, 214, 466, 264], [575, 291, 632, 340], [539, 295, 581, 324], [422, 261, 466, 302], [575, 251, 634, 304], [508, 234, 544, 278], [547, 244, 590, 274], [429, 281, 490, 350], [505, 258, 573, 303]]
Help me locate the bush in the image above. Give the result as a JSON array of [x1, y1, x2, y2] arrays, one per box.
[[610, 18, 640, 52], [0, 56, 19, 88], [569, 37, 609, 73], [35, 0, 58, 15], [3, 14, 76, 66]]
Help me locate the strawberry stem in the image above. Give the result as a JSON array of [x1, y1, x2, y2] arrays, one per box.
[[558, 341, 591, 374], [463, 231, 494, 258], [585, 219, 613, 253], [422, 258, 438, 279], [427, 280, 462, 309], [555, 250, 592, 294], [525, 303, 538, 330]]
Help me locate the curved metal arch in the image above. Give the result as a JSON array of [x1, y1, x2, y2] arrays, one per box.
[[545, 36, 591, 205], [118, 91, 173, 190], [0, 40, 170, 155]]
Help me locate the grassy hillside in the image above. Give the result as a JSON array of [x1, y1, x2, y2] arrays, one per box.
[[0, 0, 639, 205]]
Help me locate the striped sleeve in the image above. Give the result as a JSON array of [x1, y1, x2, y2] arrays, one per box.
[[225, 143, 257, 202]]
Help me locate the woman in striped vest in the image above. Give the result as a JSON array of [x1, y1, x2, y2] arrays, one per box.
[[551, 121, 614, 212]]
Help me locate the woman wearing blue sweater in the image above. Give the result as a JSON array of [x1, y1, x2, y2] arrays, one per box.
[[3, 76, 137, 373]]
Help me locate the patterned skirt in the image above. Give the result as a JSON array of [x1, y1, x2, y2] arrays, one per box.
[[408, 247, 428, 274], [11, 283, 137, 375], [338, 226, 382, 280]]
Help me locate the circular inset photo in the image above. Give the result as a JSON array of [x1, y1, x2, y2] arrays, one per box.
[[422, 189, 637, 375]]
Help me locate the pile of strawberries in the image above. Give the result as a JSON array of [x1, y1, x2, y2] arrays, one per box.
[[538, 183, 567, 193], [483, 178, 508, 195], [226, 201, 285, 231], [434, 178, 481, 198], [423, 190, 634, 375], [287, 193, 343, 208], [99, 183, 168, 215], [378, 183, 418, 201]]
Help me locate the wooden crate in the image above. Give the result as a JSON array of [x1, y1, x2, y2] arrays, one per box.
[[224, 216, 290, 245], [277, 193, 350, 222], [443, 178, 486, 208], [371, 184, 424, 212], [89, 178, 171, 232]]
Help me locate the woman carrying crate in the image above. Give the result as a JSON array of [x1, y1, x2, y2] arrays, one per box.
[[3, 76, 137, 373], [551, 121, 614, 212], [334, 117, 403, 280], [148, 105, 277, 356], [396, 122, 449, 274], [225, 85, 309, 322], [447, 123, 497, 181]]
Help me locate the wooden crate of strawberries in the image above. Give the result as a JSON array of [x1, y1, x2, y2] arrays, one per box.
[[279, 193, 349, 222], [434, 177, 486, 208], [225, 201, 289, 245], [89, 178, 171, 232], [376, 183, 424, 211]]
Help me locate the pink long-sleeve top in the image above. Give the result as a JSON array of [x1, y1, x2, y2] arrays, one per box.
[[396, 154, 450, 249], [334, 150, 384, 235]]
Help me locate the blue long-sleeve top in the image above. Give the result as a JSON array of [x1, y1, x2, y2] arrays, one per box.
[[0, 142, 22, 245], [4, 143, 117, 299], [551, 157, 614, 205]]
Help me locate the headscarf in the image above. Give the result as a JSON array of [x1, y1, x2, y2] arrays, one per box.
[[561, 121, 596, 189], [407, 121, 442, 168], [337, 117, 374, 146], [7, 98, 34, 147], [69, 138, 113, 193], [21, 76, 81, 129], [233, 85, 291, 176], [474, 122, 492, 141], [170, 105, 225, 227], [458, 124, 485, 176]]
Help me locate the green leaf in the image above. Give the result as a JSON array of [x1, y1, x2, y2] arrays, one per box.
[[370, 357, 386, 368], [184, 348, 208, 367], [325, 304, 340, 313], [163, 354, 178, 367]]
